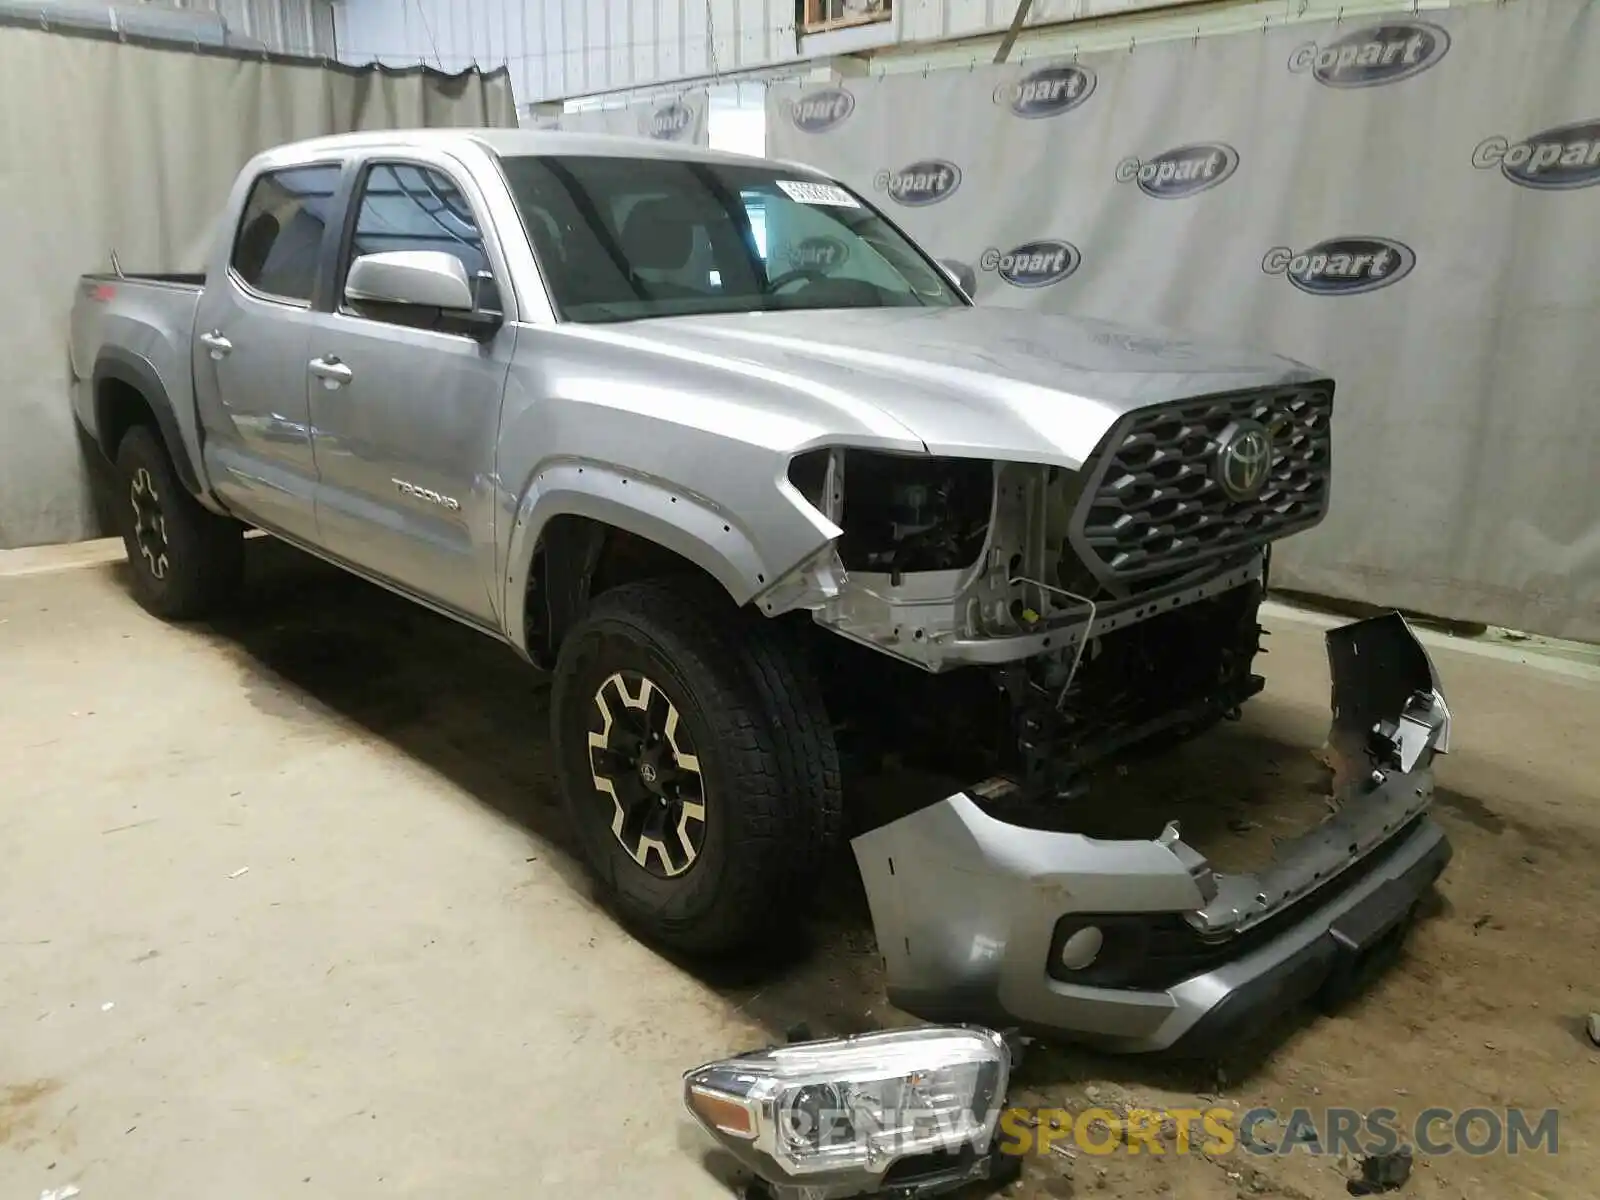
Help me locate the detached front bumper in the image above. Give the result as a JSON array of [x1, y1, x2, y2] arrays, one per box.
[[851, 613, 1453, 1055]]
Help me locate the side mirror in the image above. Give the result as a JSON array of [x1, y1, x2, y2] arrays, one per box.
[[939, 258, 977, 298], [346, 250, 476, 311]]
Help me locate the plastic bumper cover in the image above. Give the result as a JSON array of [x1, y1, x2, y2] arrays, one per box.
[[851, 613, 1453, 1054]]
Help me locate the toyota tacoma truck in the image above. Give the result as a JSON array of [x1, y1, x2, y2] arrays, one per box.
[[69, 129, 1452, 1052]]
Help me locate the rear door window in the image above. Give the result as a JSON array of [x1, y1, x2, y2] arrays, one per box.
[[230, 165, 341, 303]]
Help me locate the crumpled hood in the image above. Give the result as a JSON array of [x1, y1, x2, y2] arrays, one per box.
[[602, 306, 1325, 468]]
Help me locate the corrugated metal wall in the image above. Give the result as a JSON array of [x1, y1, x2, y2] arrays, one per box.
[[30, 0, 337, 55], [900, 0, 1211, 45], [877, 0, 1488, 71], [330, 0, 1244, 104], [204, 0, 336, 55], [334, 0, 804, 103]]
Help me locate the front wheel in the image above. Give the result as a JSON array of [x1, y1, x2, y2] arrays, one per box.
[[552, 578, 839, 956], [113, 425, 243, 620]]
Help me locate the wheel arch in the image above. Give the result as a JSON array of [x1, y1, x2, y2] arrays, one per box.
[[92, 348, 203, 496], [506, 463, 775, 668]]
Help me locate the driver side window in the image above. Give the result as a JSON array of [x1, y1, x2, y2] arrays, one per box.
[[344, 162, 500, 322]]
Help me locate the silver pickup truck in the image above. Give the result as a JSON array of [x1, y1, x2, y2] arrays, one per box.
[[70, 129, 1452, 1053]]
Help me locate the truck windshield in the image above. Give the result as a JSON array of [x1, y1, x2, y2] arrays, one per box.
[[497, 153, 963, 323]]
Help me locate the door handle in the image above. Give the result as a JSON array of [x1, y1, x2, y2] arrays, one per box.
[[309, 356, 354, 386], [199, 330, 232, 360]]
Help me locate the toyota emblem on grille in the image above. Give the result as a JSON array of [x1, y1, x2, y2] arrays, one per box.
[[1216, 420, 1274, 500]]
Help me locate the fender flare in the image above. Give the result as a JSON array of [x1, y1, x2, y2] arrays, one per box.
[[503, 461, 773, 659], [91, 347, 203, 496]]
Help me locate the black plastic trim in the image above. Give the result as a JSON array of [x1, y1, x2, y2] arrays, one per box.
[[1046, 813, 1430, 991], [91, 347, 202, 496], [315, 159, 367, 315], [529, 516, 607, 668], [1167, 825, 1451, 1057], [1065, 381, 1335, 590]]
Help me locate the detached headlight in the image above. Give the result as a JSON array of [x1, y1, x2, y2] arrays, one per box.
[[683, 1026, 1012, 1197]]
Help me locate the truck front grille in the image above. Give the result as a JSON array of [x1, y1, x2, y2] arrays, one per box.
[[1068, 383, 1334, 585]]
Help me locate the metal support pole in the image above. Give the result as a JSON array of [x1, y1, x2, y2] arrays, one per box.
[[994, 0, 1036, 64]]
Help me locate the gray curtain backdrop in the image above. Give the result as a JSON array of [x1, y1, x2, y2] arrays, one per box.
[[0, 24, 516, 550], [556, 90, 710, 145], [767, 1, 1600, 643]]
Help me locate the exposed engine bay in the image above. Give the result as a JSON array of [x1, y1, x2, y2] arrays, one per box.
[[804, 573, 1267, 805], [816, 451, 993, 579], [773, 383, 1332, 802]]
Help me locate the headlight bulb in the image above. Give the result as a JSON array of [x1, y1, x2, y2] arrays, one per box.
[[780, 1082, 848, 1150]]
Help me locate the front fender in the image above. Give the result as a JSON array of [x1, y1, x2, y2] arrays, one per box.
[[501, 461, 830, 658]]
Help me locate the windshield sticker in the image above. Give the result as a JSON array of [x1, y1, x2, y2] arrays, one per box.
[[776, 179, 861, 208]]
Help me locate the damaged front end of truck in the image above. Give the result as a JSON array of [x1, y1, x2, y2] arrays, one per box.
[[762, 382, 1338, 804], [750, 377, 1453, 1048], [850, 611, 1452, 1054]]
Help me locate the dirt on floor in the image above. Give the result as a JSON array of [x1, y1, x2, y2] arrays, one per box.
[[4, 539, 1599, 1199]]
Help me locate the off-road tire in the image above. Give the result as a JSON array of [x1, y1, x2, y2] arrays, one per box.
[[114, 425, 244, 620], [552, 577, 841, 956]]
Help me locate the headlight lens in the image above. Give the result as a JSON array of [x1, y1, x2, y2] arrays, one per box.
[[683, 1026, 1010, 1180]]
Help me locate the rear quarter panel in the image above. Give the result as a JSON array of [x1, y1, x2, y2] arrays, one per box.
[[71, 276, 205, 480]]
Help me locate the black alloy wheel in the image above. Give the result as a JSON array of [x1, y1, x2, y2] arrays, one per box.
[[113, 425, 244, 620], [586, 668, 708, 878]]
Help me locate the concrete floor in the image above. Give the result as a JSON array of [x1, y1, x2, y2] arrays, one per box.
[[0, 542, 770, 1199], [2, 539, 1598, 1199]]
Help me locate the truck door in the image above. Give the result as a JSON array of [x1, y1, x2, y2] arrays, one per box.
[[192, 162, 342, 544], [302, 154, 515, 628]]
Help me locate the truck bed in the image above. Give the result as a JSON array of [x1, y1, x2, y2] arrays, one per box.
[[80, 271, 206, 288], [70, 272, 205, 454]]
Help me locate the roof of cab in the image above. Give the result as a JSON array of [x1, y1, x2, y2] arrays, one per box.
[[252, 127, 820, 175]]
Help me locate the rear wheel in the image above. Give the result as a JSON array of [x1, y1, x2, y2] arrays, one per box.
[[552, 578, 840, 955], [114, 425, 243, 620]]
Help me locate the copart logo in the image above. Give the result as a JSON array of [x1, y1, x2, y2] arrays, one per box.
[[1473, 119, 1600, 190], [641, 101, 693, 141], [786, 235, 850, 271], [1261, 237, 1415, 296], [1288, 21, 1450, 88], [1115, 143, 1239, 198], [873, 160, 962, 206], [993, 64, 1097, 118], [980, 240, 1080, 288], [784, 87, 855, 133]]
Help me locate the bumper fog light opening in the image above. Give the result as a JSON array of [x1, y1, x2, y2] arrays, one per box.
[[1058, 925, 1104, 971]]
